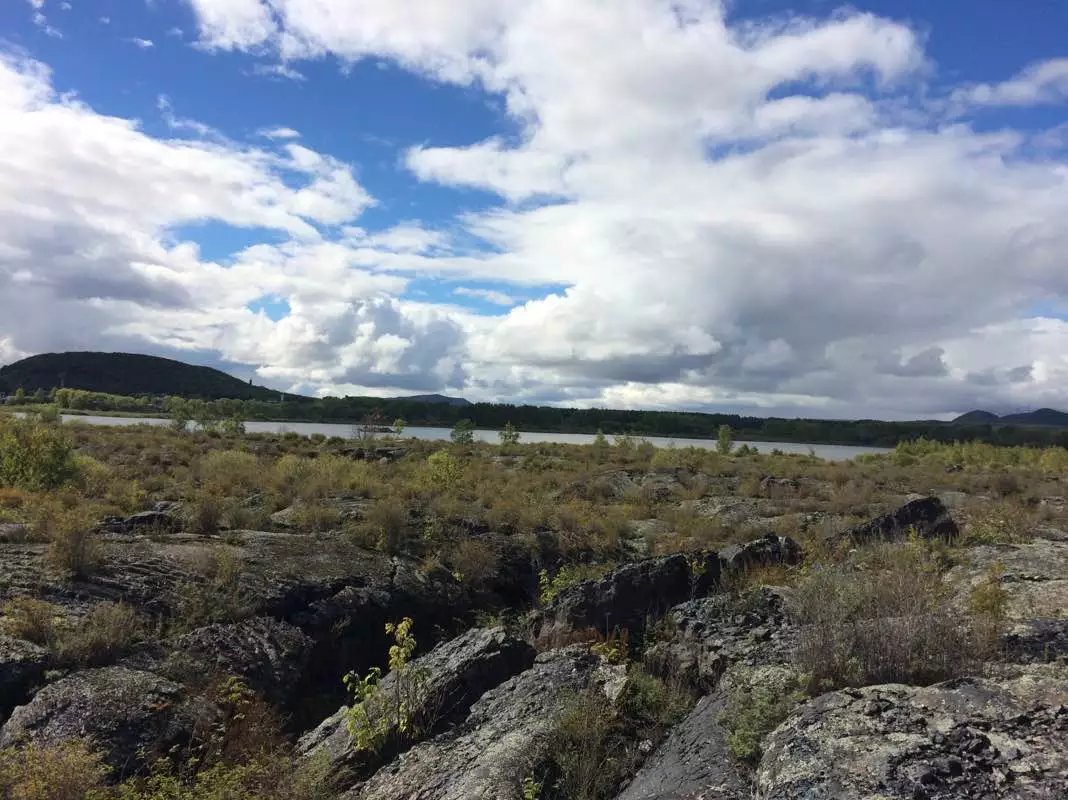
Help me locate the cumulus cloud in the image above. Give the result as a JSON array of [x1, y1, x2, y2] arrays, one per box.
[[5, 3, 1068, 416], [953, 58, 1068, 109]]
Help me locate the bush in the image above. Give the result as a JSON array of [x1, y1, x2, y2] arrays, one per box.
[[344, 617, 435, 755], [549, 688, 620, 800], [789, 541, 978, 691], [37, 504, 101, 578], [0, 418, 76, 491], [1, 597, 61, 646], [186, 494, 223, 535], [364, 496, 411, 554], [722, 669, 807, 763], [425, 450, 462, 491], [197, 450, 260, 497], [449, 539, 500, 584], [0, 741, 111, 800], [58, 602, 143, 667], [538, 563, 614, 606]]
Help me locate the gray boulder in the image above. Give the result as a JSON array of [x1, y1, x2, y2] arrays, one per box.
[[544, 536, 801, 641], [757, 670, 1068, 800], [0, 635, 49, 718], [354, 646, 622, 800], [544, 553, 718, 637], [614, 692, 750, 800], [644, 586, 795, 693], [719, 533, 803, 573], [0, 666, 199, 774], [298, 626, 535, 790], [161, 616, 313, 705], [839, 496, 958, 544]]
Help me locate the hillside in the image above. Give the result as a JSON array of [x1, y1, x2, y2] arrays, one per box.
[[402, 393, 472, 407], [953, 408, 1068, 428], [0, 352, 289, 401]]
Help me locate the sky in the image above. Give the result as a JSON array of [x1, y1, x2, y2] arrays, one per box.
[[0, 1, 1066, 420]]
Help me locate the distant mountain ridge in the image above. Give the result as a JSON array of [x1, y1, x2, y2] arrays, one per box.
[[0, 352, 473, 407], [0, 352, 289, 401], [401, 394, 472, 407], [952, 408, 1068, 427]]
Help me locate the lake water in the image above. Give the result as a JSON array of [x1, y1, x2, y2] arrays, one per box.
[[59, 414, 891, 461]]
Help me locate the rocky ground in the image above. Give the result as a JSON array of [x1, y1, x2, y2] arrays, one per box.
[[0, 437, 1066, 799]]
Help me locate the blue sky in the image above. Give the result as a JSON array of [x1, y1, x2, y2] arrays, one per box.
[[0, 1, 1066, 417]]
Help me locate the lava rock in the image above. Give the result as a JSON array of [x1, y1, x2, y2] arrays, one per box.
[[0, 635, 49, 720], [161, 616, 314, 706], [298, 626, 535, 790], [757, 670, 1068, 799], [0, 666, 200, 774], [353, 646, 623, 800], [838, 496, 958, 544]]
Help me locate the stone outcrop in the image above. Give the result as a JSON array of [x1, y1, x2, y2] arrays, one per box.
[[353, 646, 623, 800], [719, 533, 803, 573], [161, 616, 314, 706], [757, 669, 1068, 800], [644, 586, 795, 692], [838, 496, 958, 544], [613, 692, 750, 800], [0, 666, 199, 774], [544, 536, 800, 641], [100, 501, 184, 534], [298, 626, 535, 790]]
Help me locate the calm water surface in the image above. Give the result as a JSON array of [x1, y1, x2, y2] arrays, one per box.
[[60, 414, 890, 461]]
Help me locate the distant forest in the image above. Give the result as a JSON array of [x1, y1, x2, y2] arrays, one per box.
[[4, 352, 1068, 448], [10, 386, 1068, 448]]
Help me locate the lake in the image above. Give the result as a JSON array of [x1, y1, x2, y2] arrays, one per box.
[[58, 414, 891, 461]]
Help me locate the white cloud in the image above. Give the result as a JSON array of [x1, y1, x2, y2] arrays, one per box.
[[127, 37, 156, 49], [249, 62, 306, 81], [6, 4, 1068, 415], [454, 287, 517, 307], [953, 58, 1068, 109], [259, 126, 301, 140]]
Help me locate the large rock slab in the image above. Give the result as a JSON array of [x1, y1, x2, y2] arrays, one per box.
[[757, 669, 1068, 800], [0, 666, 198, 774], [644, 586, 795, 693], [946, 532, 1068, 623], [161, 616, 313, 706], [544, 536, 800, 640], [613, 692, 750, 800], [838, 496, 958, 544], [298, 626, 535, 790], [353, 646, 621, 800]]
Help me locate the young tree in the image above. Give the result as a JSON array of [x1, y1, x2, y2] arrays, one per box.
[[393, 418, 407, 437], [450, 418, 475, 446], [716, 424, 733, 456], [498, 422, 520, 449]]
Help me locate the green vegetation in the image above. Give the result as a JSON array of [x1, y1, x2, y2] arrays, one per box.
[[722, 672, 808, 763], [344, 617, 434, 755], [0, 405, 1063, 797], [9, 353, 1068, 447]]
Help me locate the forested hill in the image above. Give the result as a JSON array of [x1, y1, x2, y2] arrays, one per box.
[[0, 352, 290, 401]]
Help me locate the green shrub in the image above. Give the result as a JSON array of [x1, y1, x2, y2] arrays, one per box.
[[0, 418, 76, 491], [198, 450, 260, 497], [539, 563, 614, 606], [789, 541, 978, 691], [344, 617, 434, 755], [722, 671, 808, 763], [425, 450, 462, 491], [0, 741, 111, 800], [548, 688, 621, 800], [36, 503, 101, 578], [58, 602, 143, 667], [1, 597, 61, 646], [186, 494, 223, 535]]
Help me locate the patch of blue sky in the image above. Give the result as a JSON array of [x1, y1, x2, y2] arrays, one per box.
[[404, 277, 567, 315], [1026, 300, 1068, 321], [247, 295, 292, 322], [168, 222, 290, 263]]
